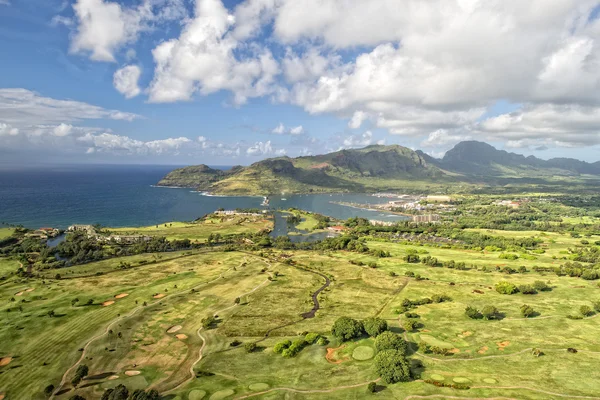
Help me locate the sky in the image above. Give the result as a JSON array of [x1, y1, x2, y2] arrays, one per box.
[[1, 0, 600, 165]]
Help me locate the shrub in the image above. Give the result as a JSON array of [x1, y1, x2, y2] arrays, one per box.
[[273, 340, 292, 354], [499, 253, 519, 260], [44, 384, 55, 398], [402, 318, 418, 332], [580, 305, 594, 317], [304, 332, 320, 344], [481, 305, 499, 320], [331, 317, 364, 341], [244, 342, 257, 353], [518, 284, 537, 295], [465, 305, 481, 319], [317, 337, 329, 346], [363, 317, 388, 337], [533, 281, 551, 291], [367, 382, 377, 393], [374, 350, 412, 383], [520, 304, 535, 318], [495, 281, 519, 295], [375, 331, 407, 354], [531, 348, 544, 357], [282, 339, 307, 358], [581, 270, 599, 280], [431, 294, 452, 303]]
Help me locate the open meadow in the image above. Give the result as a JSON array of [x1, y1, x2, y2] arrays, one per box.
[[3, 213, 600, 399]]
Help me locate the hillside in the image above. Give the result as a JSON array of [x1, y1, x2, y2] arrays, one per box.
[[157, 141, 600, 194]]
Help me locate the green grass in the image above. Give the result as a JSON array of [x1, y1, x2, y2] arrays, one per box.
[[0, 228, 15, 240], [5, 225, 600, 399]]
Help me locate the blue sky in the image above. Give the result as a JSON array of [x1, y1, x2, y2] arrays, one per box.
[[1, 0, 600, 165]]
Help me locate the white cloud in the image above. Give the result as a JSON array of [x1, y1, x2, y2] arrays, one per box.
[[0, 88, 141, 126], [341, 130, 374, 148], [421, 129, 472, 148], [53, 123, 73, 137], [289, 125, 304, 135], [148, 0, 280, 104], [0, 123, 18, 136], [272, 123, 285, 134], [113, 65, 142, 99], [348, 111, 368, 129], [68, 0, 188, 62], [246, 140, 286, 156], [51, 15, 74, 27]]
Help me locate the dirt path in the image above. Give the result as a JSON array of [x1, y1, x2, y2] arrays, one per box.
[[234, 378, 381, 399], [51, 255, 240, 399]]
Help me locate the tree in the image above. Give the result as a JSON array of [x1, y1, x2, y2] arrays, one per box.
[[201, 315, 217, 329], [402, 318, 418, 332], [520, 304, 535, 318], [244, 342, 257, 353], [374, 349, 412, 383], [44, 384, 55, 398], [129, 389, 160, 400], [367, 382, 377, 393], [71, 298, 79, 307], [375, 331, 407, 354], [305, 332, 321, 344], [465, 305, 481, 319], [234, 297, 241, 304], [101, 384, 129, 400], [495, 281, 518, 295], [481, 305, 499, 320], [273, 340, 292, 354], [47, 310, 55, 318], [580, 305, 594, 317], [363, 317, 388, 337], [533, 281, 550, 291], [331, 317, 364, 341], [71, 364, 89, 387]]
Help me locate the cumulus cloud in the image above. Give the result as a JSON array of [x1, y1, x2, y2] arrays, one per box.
[[0, 123, 18, 136], [68, 0, 188, 62], [421, 129, 472, 148], [247, 140, 286, 156], [340, 130, 376, 149], [271, 123, 304, 135], [113, 65, 142, 98]]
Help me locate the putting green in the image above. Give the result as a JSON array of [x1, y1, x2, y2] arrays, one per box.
[[483, 378, 497, 384], [419, 335, 453, 348], [209, 389, 235, 400], [453, 377, 471, 384], [189, 390, 207, 400], [429, 374, 445, 381], [248, 383, 269, 391], [352, 346, 375, 361]]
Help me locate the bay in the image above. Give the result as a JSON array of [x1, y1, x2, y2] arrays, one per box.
[[0, 165, 408, 229]]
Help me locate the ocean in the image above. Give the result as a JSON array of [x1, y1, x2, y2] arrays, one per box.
[[0, 165, 408, 229]]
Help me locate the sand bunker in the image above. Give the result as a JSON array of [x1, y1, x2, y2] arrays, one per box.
[[153, 293, 166, 299], [0, 357, 12, 366], [325, 345, 347, 364], [102, 301, 115, 306], [461, 331, 473, 337], [497, 340, 510, 351], [478, 346, 489, 354], [448, 348, 461, 354], [125, 370, 141, 376], [167, 325, 182, 333], [176, 334, 188, 340], [115, 293, 129, 299], [25, 288, 34, 292], [0, 393, 5, 400], [108, 375, 120, 380], [15, 291, 24, 296]]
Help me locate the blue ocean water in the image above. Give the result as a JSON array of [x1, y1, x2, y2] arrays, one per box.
[[0, 165, 407, 229]]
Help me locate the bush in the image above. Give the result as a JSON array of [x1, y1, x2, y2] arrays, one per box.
[[317, 337, 329, 346], [499, 253, 519, 260], [374, 349, 412, 383], [305, 332, 321, 344], [465, 305, 481, 319], [402, 318, 418, 332], [375, 331, 407, 354], [363, 317, 388, 337], [281, 339, 307, 358], [431, 294, 452, 303], [533, 281, 551, 291], [481, 305, 499, 320], [331, 317, 364, 341], [244, 342, 257, 353], [367, 382, 377, 393], [581, 270, 599, 280], [520, 304, 535, 318], [580, 305, 594, 317], [273, 340, 292, 354], [518, 284, 537, 295], [495, 281, 519, 295]]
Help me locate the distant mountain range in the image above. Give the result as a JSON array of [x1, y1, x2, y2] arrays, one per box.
[[157, 141, 600, 195]]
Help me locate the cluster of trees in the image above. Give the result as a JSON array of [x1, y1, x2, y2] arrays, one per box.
[[273, 332, 326, 357], [495, 280, 550, 295], [101, 384, 159, 400], [331, 316, 392, 341], [555, 261, 600, 280], [71, 365, 89, 387], [465, 305, 500, 320], [396, 295, 452, 314], [373, 332, 411, 383]]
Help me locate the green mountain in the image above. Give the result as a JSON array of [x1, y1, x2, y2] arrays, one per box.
[[157, 141, 600, 194]]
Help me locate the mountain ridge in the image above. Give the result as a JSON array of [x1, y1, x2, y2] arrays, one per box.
[[157, 141, 600, 195]]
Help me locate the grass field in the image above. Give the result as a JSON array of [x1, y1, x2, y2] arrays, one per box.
[[0, 228, 15, 240], [3, 226, 600, 399], [107, 215, 272, 242]]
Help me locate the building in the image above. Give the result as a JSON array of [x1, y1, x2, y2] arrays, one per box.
[[67, 225, 97, 236], [426, 195, 451, 202], [327, 226, 346, 232], [412, 214, 441, 223]]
